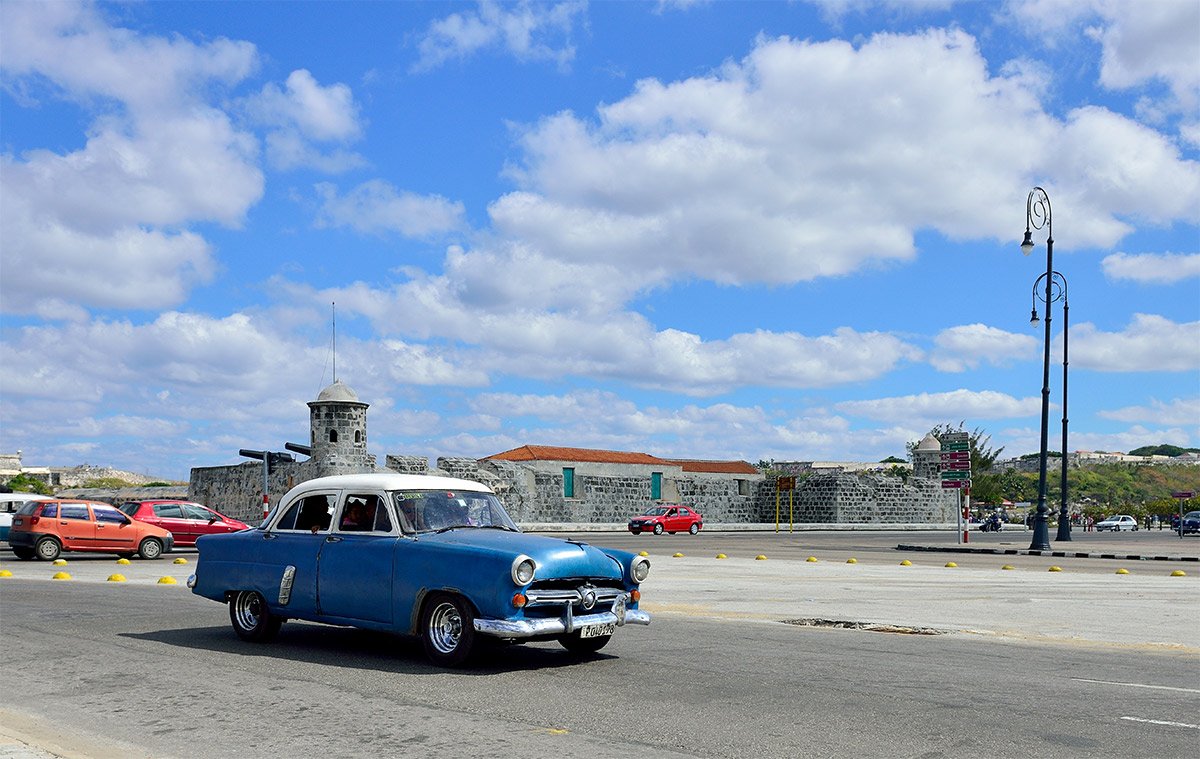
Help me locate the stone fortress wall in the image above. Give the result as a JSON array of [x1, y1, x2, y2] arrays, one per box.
[[188, 382, 958, 526]]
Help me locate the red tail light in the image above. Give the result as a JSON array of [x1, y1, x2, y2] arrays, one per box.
[[29, 516, 40, 526]]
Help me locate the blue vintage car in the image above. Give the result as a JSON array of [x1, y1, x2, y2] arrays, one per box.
[[189, 472, 650, 666]]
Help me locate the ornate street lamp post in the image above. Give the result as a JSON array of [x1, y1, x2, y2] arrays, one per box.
[[1021, 187, 1054, 551], [1031, 270, 1069, 541]]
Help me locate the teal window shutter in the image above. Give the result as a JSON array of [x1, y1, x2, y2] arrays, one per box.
[[651, 472, 662, 500], [563, 467, 575, 498]]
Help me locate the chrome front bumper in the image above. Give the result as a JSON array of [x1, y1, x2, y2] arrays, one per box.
[[473, 593, 651, 638]]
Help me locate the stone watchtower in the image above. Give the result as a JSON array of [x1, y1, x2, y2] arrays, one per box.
[[308, 380, 373, 477], [912, 432, 942, 480]]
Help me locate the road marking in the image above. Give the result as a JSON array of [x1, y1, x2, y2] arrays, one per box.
[[1072, 677, 1200, 694], [1120, 717, 1200, 730]]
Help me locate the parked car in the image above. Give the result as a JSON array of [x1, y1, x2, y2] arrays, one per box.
[[1095, 514, 1138, 532], [8, 499, 174, 561], [117, 499, 248, 547], [628, 504, 704, 535], [1181, 510, 1200, 535], [0, 493, 55, 542], [189, 473, 651, 667]]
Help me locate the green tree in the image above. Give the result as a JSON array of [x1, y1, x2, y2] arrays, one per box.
[[2, 474, 53, 495]]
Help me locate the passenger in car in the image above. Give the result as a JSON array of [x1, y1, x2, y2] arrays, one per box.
[[340, 500, 369, 531]]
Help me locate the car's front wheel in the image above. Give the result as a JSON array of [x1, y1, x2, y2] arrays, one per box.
[[689, 523, 699, 535], [559, 630, 612, 656], [229, 590, 282, 642], [421, 593, 476, 667], [138, 538, 164, 560], [11, 546, 34, 560], [653, 523, 663, 535], [35, 537, 61, 561]]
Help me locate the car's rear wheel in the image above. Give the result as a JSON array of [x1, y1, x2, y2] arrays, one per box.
[[35, 537, 61, 561], [138, 538, 164, 560], [421, 593, 476, 667], [653, 524, 663, 535], [559, 630, 612, 656], [689, 523, 699, 535], [229, 590, 282, 642], [11, 546, 34, 560]]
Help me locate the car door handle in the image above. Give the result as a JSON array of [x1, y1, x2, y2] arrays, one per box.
[[325, 536, 342, 543]]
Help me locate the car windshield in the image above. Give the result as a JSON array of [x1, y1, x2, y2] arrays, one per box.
[[642, 506, 670, 516], [391, 489, 519, 535]]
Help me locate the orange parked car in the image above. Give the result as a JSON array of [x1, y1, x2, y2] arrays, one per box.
[[8, 499, 174, 561]]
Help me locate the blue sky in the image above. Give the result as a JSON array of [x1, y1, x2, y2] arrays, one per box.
[[1, 0, 1197, 482]]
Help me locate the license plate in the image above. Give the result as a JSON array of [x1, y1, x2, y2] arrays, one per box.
[[579, 622, 616, 639]]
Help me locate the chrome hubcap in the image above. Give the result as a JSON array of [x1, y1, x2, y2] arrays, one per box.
[[427, 602, 462, 654], [235, 593, 261, 630]]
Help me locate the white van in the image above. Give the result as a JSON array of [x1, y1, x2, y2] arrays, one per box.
[[0, 493, 56, 542]]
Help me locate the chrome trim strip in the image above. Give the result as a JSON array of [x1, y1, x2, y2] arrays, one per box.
[[278, 565, 296, 605]]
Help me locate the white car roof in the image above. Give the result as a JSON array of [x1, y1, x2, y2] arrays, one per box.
[[279, 472, 494, 502], [0, 493, 55, 508]]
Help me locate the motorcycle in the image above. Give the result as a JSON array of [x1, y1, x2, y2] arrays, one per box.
[[978, 514, 1004, 532]]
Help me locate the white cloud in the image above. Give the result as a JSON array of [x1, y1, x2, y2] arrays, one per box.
[[492, 30, 1199, 288], [1011, 0, 1199, 116], [930, 324, 1038, 372], [314, 180, 465, 238], [412, 0, 587, 72], [0, 2, 264, 315], [1070, 314, 1200, 372], [1101, 252, 1200, 284], [835, 389, 1040, 424], [243, 69, 366, 172], [298, 265, 923, 395], [1069, 426, 1194, 455], [1098, 397, 1200, 428]]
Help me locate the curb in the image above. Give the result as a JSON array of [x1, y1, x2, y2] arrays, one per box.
[[897, 544, 1200, 562]]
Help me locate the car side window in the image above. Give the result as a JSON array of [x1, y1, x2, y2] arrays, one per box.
[[94, 507, 126, 524], [277, 494, 335, 533], [182, 504, 212, 521], [153, 503, 184, 518], [338, 494, 393, 533], [60, 504, 90, 521], [117, 503, 138, 516]]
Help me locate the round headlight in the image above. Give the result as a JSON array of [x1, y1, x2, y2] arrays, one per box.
[[631, 555, 650, 584], [511, 555, 536, 586]]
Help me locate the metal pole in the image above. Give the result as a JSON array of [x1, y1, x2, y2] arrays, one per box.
[[1056, 292, 1071, 541], [263, 455, 271, 519], [1024, 188, 1053, 551]]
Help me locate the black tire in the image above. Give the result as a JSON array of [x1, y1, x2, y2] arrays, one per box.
[[229, 590, 282, 642], [138, 538, 164, 560], [630, 529, 641, 535], [668, 531, 676, 535], [559, 630, 612, 656], [653, 524, 663, 535], [420, 593, 476, 667], [689, 523, 699, 535], [11, 546, 34, 560], [35, 537, 61, 561]]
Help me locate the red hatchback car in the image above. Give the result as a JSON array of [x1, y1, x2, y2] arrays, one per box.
[[118, 500, 249, 547], [628, 504, 704, 535]]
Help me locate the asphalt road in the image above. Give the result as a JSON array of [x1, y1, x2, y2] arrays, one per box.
[[1, 532, 1197, 758]]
